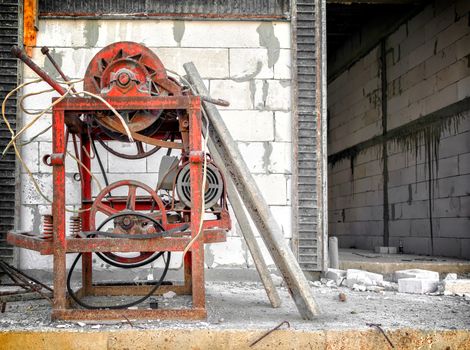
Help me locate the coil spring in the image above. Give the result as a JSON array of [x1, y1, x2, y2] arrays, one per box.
[[70, 216, 82, 237], [42, 214, 53, 239]]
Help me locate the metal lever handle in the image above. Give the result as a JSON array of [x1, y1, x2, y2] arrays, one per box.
[[11, 45, 67, 95]]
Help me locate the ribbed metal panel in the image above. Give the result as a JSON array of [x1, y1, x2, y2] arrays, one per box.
[[0, 0, 19, 264], [294, 0, 320, 271], [39, 0, 290, 19]]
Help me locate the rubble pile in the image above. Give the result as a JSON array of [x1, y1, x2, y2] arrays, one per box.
[[311, 267, 470, 300]]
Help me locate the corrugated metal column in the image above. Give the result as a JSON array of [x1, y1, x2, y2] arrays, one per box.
[[0, 0, 20, 264], [292, 0, 326, 272]]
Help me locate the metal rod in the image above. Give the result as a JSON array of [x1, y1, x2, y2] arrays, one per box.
[[250, 320, 290, 347], [41, 46, 77, 93], [11, 45, 67, 95], [367, 323, 395, 348], [184, 62, 320, 319]]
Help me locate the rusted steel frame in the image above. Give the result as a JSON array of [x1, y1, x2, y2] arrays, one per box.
[[54, 96, 195, 111], [6, 230, 226, 255], [11, 46, 66, 95], [23, 0, 38, 57], [80, 134, 93, 295], [65, 232, 225, 253], [86, 284, 191, 297], [184, 62, 320, 319], [0, 260, 53, 292], [39, 12, 288, 20], [6, 232, 51, 254], [188, 97, 205, 310], [52, 108, 67, 311], [52, 308, 206, 321]]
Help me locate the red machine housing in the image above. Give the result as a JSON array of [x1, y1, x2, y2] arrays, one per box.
[[8, 42, 231, 320]]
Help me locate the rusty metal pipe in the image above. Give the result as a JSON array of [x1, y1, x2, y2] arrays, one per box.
[[11, 45, 67, 95], [41, 46, 77, 94]]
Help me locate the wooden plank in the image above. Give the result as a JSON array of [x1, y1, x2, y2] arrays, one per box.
[[184, 62, 320, 319], [207, 138, 282, 308]]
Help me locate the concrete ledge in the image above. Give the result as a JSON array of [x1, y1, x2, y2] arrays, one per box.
[[0, 328, 469, 349], [339, 249, 470, 275]]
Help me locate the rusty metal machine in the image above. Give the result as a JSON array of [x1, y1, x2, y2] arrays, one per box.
[[7, 42, 231, 320]]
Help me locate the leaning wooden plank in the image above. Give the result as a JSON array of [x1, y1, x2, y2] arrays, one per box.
[[208, 137, 282, 308], [184, 62, 320, 319]]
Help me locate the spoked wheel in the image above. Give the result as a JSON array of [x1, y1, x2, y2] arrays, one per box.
[[90, 180, 168, 268]]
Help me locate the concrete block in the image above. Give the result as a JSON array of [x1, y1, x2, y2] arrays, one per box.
[[254, 80, 291, 111], [274, 111, 292, 142], [268, 142, 292, 174], [237, 142, 268, 174], [20, 142, 39, 174], [210, 80, 253, 110], [229, 48, 273, 80], [444, 273, 458, 281], [253, 174, 287, 206], [155, 48, 229, 79], [270, 205, 292, 238], [325, 268, 346, 282], [398, 278, 439, 294], [457, 74, 470, 100], [21, 112, 52, 143], [273, 49, 291, 79], [220, 110, 274, 142], [444, 279, 470, 296], [394, 269, 439, 282], [36, 19, 88, 47], [459, 153, 470, 175], [181, 21, 261, 48], [205, 237, 247, 268], [107, 142, 147, 173], [346, 269, 383, 286]]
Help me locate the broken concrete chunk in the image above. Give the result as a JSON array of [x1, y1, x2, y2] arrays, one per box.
[[163, 291, 177, 299], [352, 284, 367, 292], [394, 269, 439, 282], [444, 279, 470, 296], [346, 269, 383, 286], [270, 274, 283, 287], [444, 273, 457, 281], [325, 268, 346, 281], [378, 281, 399, 291], [398, 278, 438, 294]]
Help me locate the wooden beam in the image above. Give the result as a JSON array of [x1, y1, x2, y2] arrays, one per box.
[[184, 62, 321, 319]]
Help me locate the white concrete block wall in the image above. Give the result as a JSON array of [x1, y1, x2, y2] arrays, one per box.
[[328, 0, 470, 258], [18, 19, 293, 269]]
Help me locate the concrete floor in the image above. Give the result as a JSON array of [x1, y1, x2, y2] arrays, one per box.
[[0, 280, 469, 349]]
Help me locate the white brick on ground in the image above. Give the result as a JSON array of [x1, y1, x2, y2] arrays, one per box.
[[345, 269, 383, 287], [398, 278, 439, 294], [325, 268, 346, 282], [444, 280, 470, 296], [394, 269, 439, 282]]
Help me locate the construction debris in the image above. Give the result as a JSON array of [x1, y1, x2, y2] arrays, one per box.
[[398, 278, 439, 294], [345, 269, 383, 287], [394, 269, 439, 282], [444, 280, 470, 296]]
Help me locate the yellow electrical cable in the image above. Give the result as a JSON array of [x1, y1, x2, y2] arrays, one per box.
[[66, 150, 103, 192]]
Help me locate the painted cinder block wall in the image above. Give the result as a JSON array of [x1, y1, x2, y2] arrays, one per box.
[[18, 19, 293, 270], [328, 0, 470, 258]]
